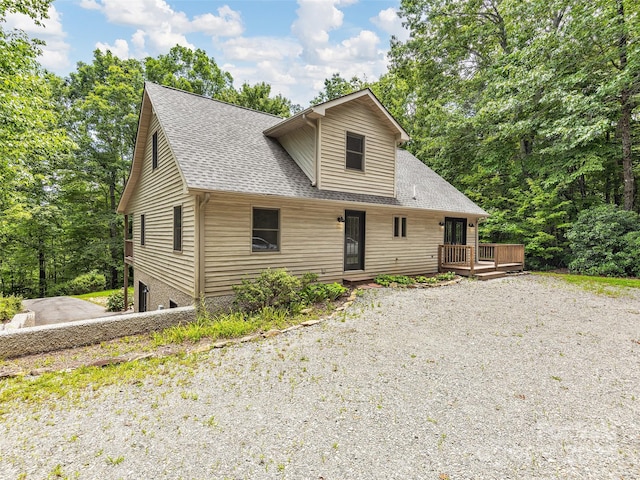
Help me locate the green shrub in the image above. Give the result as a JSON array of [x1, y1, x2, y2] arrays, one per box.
[[374, 274, 415, 287], [567, 204, 640, 277], [66, 271, 106, 295], [435, 271, 456, 281], [0, 294, 23, 322], [106, 289, 134, 312], [233, 268, 302, 312], [300, 282, 348, 304]]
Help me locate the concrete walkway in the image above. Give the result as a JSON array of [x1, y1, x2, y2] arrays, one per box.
[[23, 297, 119, 326]]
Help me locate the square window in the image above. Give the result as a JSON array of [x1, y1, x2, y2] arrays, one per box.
[[173, 205, 182, 251], [346, 132, 364, 170], [152, 131, 158, 169], [252, 208, 279, 252]]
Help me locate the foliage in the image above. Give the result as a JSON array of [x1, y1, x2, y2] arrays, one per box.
[[65, 271, 106, 296], [233, 269, 302, 312], [300, 282, 348, 304], [106, 288, 134, 312], [374, 274, 415, 287], [0, 294, 23, 322], [387, 0, 640, 268], [566, 204, 640, 277], [310, 73, 370, 105]]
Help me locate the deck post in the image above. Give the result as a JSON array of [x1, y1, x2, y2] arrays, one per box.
[[469, 246, 475, 276], [123, 214, 129, 312], [494, 245, 500, 270], [437, 245, 442, 273]]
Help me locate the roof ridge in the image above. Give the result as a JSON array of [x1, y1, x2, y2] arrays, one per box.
[[144, 81, 287, 120]]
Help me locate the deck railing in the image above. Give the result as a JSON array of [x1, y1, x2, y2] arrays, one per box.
[[439, 243, 525, 273], [479, 244, 525, 269], [438, 245, 476, 274]]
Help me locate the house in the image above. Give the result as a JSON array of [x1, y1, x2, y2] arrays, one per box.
[[117, 82, 523, 312]]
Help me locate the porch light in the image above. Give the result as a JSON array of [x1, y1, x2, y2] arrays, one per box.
[[438, 221, 445, 227], [469, 223, 475, 228], [337, 216, 345, 223]]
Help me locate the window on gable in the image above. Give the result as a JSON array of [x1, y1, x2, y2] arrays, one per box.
[[152, 131, 158, 169], [252, 208, 279, 252], [173, 205, 182, 251], [140, 214, 146, 245], [393, 216, 407, 238], [346, 132, 364, 171]]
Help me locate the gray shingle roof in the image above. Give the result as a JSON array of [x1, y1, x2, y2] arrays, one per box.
[[146, 82, 487, 216]]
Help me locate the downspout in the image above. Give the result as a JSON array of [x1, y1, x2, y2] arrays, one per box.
[[303, 114, 320, 188], [194, 193, 211, 305]]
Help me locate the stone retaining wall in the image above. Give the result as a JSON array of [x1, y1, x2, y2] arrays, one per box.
[[0, 306, 195, 359]]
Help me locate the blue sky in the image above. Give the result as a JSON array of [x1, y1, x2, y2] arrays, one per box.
[[6, 0, 409, 106]]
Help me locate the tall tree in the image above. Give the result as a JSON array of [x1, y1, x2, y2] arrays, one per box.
[[310, 73, 369, 105], [0, 0, 74, 295], [61, 50, 144, 289], [221, 82, 293, 117], [145, 45, 233, 98], [389, 0, 639, 267]]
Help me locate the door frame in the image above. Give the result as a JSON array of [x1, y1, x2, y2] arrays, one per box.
[[444, 217, 467, 245], [344, 210, 365, 271], [138, 281, 148, 313]]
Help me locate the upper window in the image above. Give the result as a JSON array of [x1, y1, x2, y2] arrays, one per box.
[[173, 205, 182, 251], [252, 208, 279, 252], [140, 214, 145, 246], [152, 131, 158, 169], [345, 132, 364, 171], [393, 216, 407, 238]]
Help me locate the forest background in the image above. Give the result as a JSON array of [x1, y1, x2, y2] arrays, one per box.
[[1, 0, 639, 298]]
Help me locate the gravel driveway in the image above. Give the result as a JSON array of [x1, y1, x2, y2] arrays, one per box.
[[2, 275, 639, 479]]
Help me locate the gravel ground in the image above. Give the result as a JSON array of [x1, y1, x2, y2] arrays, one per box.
[[1, 275, 639, 479]]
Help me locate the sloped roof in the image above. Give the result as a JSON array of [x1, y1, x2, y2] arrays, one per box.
[[120, 82, 487, 216]]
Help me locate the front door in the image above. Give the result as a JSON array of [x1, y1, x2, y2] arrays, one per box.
[[444, 217, 467, 245], [344, 210, 365, 271], [138, 281, 148, 312]]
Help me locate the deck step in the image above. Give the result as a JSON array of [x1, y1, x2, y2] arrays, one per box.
[[474, 271, 506, 281]]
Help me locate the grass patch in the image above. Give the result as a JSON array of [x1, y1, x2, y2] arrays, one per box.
[[0, 356, 175, 414], [73, 287, 133, 300], [536, 272, 640, 296], [152, 305, 323, 346]]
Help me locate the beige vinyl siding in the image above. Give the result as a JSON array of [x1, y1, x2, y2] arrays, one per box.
[[320, 99, 397, 197], [363, 210, 440, 276], [203, 193, 442, 296], [279, 124, 315, 182], [128, 113, 195, 296]]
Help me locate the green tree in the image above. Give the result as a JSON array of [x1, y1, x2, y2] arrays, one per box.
[[0, 0, 74, 296], [310, 73, 369, 105], [221, 82, 292, 117], [144, 45, 233, 97], [60, 50, 144, 289]]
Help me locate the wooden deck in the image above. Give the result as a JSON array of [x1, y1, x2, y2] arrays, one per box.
[[439, 244, 525, 279]]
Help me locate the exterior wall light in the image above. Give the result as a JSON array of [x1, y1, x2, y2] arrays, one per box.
[[468, 223, 475, 228], [337, 216, 345, 223], [438, 221, 445, 227]]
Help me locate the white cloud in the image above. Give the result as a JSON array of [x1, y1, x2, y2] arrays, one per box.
[[291, 0, 345, 50], [96, 38, 131, 58], [221, 37, 302, 62], [82, 0, 243, 57], [192, 6, 243, 37], [371, 7, 410, 41], [316, 30, 381, 63], [4, 5, 71, 71]]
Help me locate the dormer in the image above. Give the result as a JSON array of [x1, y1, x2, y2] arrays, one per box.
[[264, 89, 410, 198]]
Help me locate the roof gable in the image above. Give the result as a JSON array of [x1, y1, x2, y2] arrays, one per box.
[[263, 89, 410, 142], [119, 83, 487, 217]]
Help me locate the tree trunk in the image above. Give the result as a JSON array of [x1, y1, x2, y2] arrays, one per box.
[[109, 180, 119, 289], [38, 240, 46, 297], [617, 0, 635, 210]]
